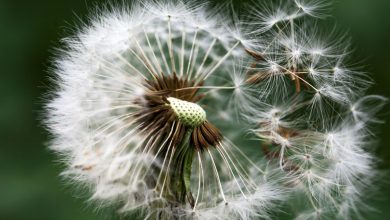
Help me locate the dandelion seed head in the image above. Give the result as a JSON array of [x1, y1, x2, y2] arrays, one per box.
[[45, 1, 288, 219], [45, 0, 385, 219]]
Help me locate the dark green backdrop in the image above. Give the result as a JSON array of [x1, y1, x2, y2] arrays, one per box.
[[1, 0, 389, 219]]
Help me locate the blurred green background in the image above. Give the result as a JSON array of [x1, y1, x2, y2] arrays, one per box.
[[0, 0, 389, 219]]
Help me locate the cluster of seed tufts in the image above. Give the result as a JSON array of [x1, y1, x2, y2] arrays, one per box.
[[167, 97, 206, 127]]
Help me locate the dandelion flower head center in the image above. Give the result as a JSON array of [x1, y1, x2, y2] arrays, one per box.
[[167, 97, 206, 127]]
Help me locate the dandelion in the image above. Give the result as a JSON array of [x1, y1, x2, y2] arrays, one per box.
[[45, 1, 284, 219], [45, 0, 385, 219], [244, 0, 386, 219]]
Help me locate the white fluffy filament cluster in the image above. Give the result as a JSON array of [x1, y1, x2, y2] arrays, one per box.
[[45, 0, 385, 219]]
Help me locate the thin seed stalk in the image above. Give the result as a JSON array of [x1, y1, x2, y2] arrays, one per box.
[[172, 129, 195, 205], [183, 135, 195, 207], [155, 129, 195, 219]]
